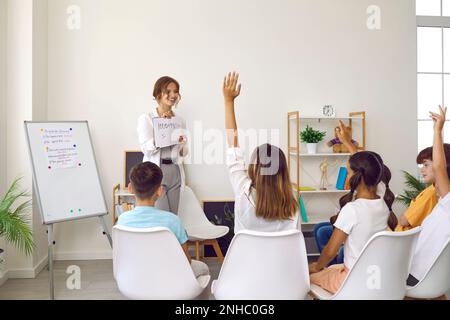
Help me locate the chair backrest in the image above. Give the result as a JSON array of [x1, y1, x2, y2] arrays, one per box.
[[178, 186, 213, 227], [334, 227, 421, 300], [408, 239, 450, 298], [213, 229, 310, 300], [112, 225, 204, 300]]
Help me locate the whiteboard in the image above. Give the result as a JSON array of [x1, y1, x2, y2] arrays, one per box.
[[25, 121, 108, 225]]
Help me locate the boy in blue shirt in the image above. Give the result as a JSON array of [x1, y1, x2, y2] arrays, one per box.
[[118, 161, 209, 278]]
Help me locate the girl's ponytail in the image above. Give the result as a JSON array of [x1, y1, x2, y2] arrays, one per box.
[[381, 164, 398, 230], [339, 170, 363, 209]]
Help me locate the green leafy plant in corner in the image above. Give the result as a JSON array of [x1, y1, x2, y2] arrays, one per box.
[[396, 170, 428, 207], [0, 178, 34, 256], [300, 125, 327, 144]]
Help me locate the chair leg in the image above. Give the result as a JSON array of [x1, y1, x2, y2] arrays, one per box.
[[195, 241, 200, 260], [211, 239, 224, 263], [201, 242, 204, 259], [308, 291, 319, 300]]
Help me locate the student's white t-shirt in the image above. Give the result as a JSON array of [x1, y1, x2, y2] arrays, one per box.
[[226, 147, 300, 233], [409, 192, 450, 281], [334, 198, 390, 270]]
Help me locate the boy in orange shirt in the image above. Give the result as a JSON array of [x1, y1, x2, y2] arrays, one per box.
[[395, 144, 450, 231]]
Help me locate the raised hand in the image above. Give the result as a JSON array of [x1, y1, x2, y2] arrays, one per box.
[[223, 72, 242, 102], [430, 105, 450, 197], [336, 120, 352, 145], [429, 105, 447, 133]]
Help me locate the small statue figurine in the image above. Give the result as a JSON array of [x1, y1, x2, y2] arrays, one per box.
[[319, 158, 339, 190], [327, 125, 359, 153]]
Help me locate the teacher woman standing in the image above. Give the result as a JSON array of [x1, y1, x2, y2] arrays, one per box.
[[137, 76, 188, 214]]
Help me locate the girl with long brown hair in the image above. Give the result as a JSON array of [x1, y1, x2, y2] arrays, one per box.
[[223, 72, 299, 232]]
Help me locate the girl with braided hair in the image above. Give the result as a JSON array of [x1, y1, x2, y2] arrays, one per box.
[[314, 122, 397, 266], [309, 151, 392, 294]]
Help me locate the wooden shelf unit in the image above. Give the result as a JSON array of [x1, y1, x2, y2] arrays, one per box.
[[287, 111, 366, 223]]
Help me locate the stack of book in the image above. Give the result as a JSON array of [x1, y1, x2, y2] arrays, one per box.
[[336, 167, 351, 190]]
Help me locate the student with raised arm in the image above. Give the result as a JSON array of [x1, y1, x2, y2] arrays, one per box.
[[313, 122, 397, 265], [223, 72, 300, 232], [395, 144, 450, 231], [407, 105, 450, 288], [309, 151, 392, 294]]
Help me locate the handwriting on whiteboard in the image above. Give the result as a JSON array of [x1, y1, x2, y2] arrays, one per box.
[[41, 128, 80, 169]]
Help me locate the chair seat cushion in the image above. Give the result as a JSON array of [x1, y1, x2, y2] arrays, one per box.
[[310, 284, 335, 300], [211, 280, 217, 294], [196, 275, 211, 289], [186, 225, 229, 240]]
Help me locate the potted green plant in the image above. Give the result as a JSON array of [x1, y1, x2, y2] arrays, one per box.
[[396, 171, 428, 206], [0, 178, 34, 262], [300, 125, 327, 154]]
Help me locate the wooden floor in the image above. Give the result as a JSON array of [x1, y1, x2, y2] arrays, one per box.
[[0, 259, 448, 300]]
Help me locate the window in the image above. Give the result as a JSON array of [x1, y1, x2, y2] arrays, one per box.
[[416, 0, 450, 152], [444, 0, 450, 16], [416, 0, 441, 16]]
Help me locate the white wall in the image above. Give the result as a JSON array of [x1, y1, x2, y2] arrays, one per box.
[[31, 0, 49, 271], [0, 0, 7, 281], [0, 0, 6, 199], [46, 0, 417, 259], [5, 0, 34, 272]]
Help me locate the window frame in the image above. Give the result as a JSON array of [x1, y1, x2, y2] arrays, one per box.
[[416, 0, 450, 153]]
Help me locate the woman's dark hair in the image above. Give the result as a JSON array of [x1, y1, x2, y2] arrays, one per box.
[[338, 152, 383, 209], [153, 76, 181, 103], [129, 162, 163, 200], [331, 151, 397, 230]]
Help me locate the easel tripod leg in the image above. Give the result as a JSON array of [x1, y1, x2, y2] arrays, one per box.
[[99, 216, 112, 248], [47, 224, 54, 300]]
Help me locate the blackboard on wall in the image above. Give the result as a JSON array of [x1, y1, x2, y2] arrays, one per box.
[[202, 200, 235, 256], [124, 151, 144, 188]]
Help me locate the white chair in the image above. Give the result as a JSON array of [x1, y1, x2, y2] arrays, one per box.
[[211, 229, 310, 300], [310, 227, 421, 300], [112, 225, 210, 300], [178, 186, 229, 262], [406, 239, 450, 299]]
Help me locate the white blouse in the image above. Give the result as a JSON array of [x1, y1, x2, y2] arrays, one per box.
[[334, 198, 389, 270], [409, 192, 450, 281], [137, 107, 188, 185], [226, 147, 300, 233]]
